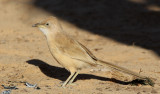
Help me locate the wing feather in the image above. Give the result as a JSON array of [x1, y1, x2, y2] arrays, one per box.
[[54, 33, 97, 65]]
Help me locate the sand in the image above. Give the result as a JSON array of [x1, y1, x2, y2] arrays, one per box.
[[0, 0, 160, 94]]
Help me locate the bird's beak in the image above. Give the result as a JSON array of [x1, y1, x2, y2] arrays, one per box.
[[32, 23, 40, 27]]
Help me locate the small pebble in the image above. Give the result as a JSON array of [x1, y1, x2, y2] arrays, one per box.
[[116, 88, 120, 91], [137, 92, 142, 94], [96, 88, 102, 91]]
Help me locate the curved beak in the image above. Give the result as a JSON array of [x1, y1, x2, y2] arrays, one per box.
[[32, 23, 40, 27]]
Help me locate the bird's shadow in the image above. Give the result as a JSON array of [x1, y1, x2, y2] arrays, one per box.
[[26, 59, 135, 85]]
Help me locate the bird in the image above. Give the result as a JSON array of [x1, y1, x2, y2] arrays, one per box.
[[32, 16, 154, 87]]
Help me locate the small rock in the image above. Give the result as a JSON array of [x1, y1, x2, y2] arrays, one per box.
[[105, 87, 110, 89], [96, 88, 102, 91], [94, 48, 102, 51], [90, 69, 96, 72], [116, 88, 120, 91], [137, 92, 142, 94], [142, 90, 146, 93]]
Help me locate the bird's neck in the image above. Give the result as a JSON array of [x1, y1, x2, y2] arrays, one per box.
[[44, 32, 56, 42]]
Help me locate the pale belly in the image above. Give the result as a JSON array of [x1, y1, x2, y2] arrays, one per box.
[[52, 52, 91, 72]]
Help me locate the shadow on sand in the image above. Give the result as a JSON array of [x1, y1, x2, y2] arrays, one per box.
[[27, 59, 142, 85]]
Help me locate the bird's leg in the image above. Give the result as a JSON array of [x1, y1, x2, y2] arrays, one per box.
[[68, 71, 79, 84], [62, 71, 76, 87]]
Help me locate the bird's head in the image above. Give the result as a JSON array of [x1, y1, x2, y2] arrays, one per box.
[[33, 16, 62, 36]]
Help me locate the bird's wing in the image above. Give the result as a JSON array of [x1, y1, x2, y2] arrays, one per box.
[[77, 41, 97, 61], [54, 33, 97, 65]]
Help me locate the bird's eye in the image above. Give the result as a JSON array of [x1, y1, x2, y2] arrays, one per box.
[[46, 23, 49, 26]]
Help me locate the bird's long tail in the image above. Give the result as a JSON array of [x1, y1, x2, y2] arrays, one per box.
[[96, 60, 146, 79], [96, 60, 155, 87]]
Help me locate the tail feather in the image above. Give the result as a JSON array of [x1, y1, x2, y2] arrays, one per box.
[[97, 60, 146, 79]]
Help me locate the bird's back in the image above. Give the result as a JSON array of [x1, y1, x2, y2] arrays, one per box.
[[49, 32, 97, 67]]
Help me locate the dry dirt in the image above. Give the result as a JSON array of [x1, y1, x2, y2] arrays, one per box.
[[0, 0, 160, 94]]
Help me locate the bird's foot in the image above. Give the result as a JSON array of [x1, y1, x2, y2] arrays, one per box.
[[68, 82, 78, 86], [58, 81, 77, 88]]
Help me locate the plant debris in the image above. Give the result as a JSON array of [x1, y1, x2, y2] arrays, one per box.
[[25, 82, 40, 90], [129, 77, 155, 87], [1, 85, 18, 90], [25, 82, 37, 88], [1, 90, 11, 94]]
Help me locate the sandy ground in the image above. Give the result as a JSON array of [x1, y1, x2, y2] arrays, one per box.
[[0, 0, 160, 94]]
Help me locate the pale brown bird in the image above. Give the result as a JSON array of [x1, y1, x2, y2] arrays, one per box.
[[33, 16, 153, 87]]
